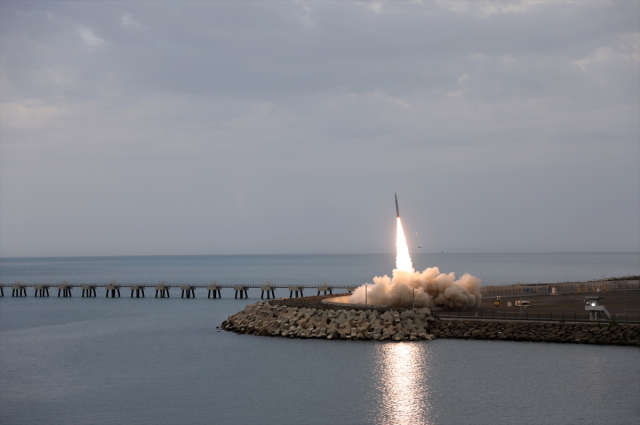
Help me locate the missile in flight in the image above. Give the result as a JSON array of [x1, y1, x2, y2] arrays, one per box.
[[395, 193, 400, 217]]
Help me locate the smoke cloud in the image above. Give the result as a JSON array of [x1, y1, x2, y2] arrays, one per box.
[[349, 214, 481, 309], [348, 267, 482, 309]]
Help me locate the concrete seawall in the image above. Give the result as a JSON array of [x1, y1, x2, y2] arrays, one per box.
[[221, 298, 640, 346]]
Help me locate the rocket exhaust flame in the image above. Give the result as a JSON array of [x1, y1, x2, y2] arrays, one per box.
[[395, 217, 413, 273], [348, 194, 482, 309]]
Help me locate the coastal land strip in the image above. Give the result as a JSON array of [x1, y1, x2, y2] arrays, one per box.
[[221, 292, 640, 347]]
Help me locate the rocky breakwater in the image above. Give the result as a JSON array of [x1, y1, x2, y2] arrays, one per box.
[[431, 320, 640, 346], [220, 300, 436, 341]]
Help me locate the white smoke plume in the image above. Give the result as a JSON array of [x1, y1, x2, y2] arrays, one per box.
[[348, 267, 482, 309], [348, 216, 482, 309]]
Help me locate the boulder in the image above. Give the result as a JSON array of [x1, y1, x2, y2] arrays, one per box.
[[393, 331, 405, 341]]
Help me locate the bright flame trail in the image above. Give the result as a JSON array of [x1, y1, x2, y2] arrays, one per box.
[[348, 194, 482, 309], [395, 217, 413, 272]]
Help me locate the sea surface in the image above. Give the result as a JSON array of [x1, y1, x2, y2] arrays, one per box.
[[1, 252, 639, 287], [1, 253, 639, 425]]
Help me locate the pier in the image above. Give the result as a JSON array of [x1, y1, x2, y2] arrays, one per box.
[[288, 286, 304, 298], [156, 282, 170, 298], [34, 285, 50, 297], [130, 285, 146, 298], [0, 282, 351, 299], [233, 285, 249, 299], [11, 283, 28, 297], [317, 282, 332, 296], [207, 282, 221, 298], [58, 283, 72, 297], [105, 282, 121, 298], [0, 281, 345, 298], [181, 285, 196, 298], [1, 280, 638, 308], [261, 282, 275, 299], [81, 285, 97, 297]]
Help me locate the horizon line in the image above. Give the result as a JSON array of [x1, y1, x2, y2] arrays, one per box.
[[1, 251, 639, 260]]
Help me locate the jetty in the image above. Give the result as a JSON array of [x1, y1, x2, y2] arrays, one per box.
[[1, 278, 637, 299], [221, 296, 640, 346], [1, 279, 638, 301], [0, 281, 350, 298]]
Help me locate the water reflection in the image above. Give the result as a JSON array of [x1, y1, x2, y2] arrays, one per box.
[[373, 343, 433, 425]]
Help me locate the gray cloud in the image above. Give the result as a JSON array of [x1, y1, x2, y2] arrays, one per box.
[[1, 0, 638, 256]]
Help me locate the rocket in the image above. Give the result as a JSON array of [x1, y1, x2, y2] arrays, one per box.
[[395, 193, 400, 217]]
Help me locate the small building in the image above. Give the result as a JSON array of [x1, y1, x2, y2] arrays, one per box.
[[585, 296, 610, 321]]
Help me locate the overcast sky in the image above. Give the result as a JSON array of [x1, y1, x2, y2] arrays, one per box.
[[1, 0, 638, 257]]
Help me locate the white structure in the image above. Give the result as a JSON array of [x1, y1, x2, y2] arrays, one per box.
[[585, 296, 610, 320], [288, 286, 304, 298], [207, 282, 222, 298], [317, 282, 333, 295], [260, 282, 275, 299]]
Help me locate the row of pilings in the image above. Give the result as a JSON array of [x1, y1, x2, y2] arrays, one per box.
[[0, 282, 341, 299]]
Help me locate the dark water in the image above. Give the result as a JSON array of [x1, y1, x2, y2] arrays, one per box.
[[1, 254, 639, 424]]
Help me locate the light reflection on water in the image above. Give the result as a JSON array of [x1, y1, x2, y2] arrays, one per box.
[[2, 296, 639, 425], [374, 343, 434, 425]]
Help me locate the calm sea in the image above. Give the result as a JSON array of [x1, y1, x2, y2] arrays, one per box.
[[1, 252, 639, 287], [1, 253, 639, 425]]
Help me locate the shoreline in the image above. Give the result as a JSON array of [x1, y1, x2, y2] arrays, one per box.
[[221, 295, 640, 346]]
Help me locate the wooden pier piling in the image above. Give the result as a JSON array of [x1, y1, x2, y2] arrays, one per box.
[[233, 285, 248, 299], [289, 286, 303, 298], [57, 283, 72, 297], [180, 285, 196, 298], [155, 282, 170, 298], [105, 283, 121, 298], [0, 281, 388, 301], [317, 282, 333, 296], [12, 283, 27, 297], [207, 282, 222, 298], [130, 285, 145, 298], [260, 282, 275, 299], [81, 285, 97, 297], [34, 285, 50, 297]]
